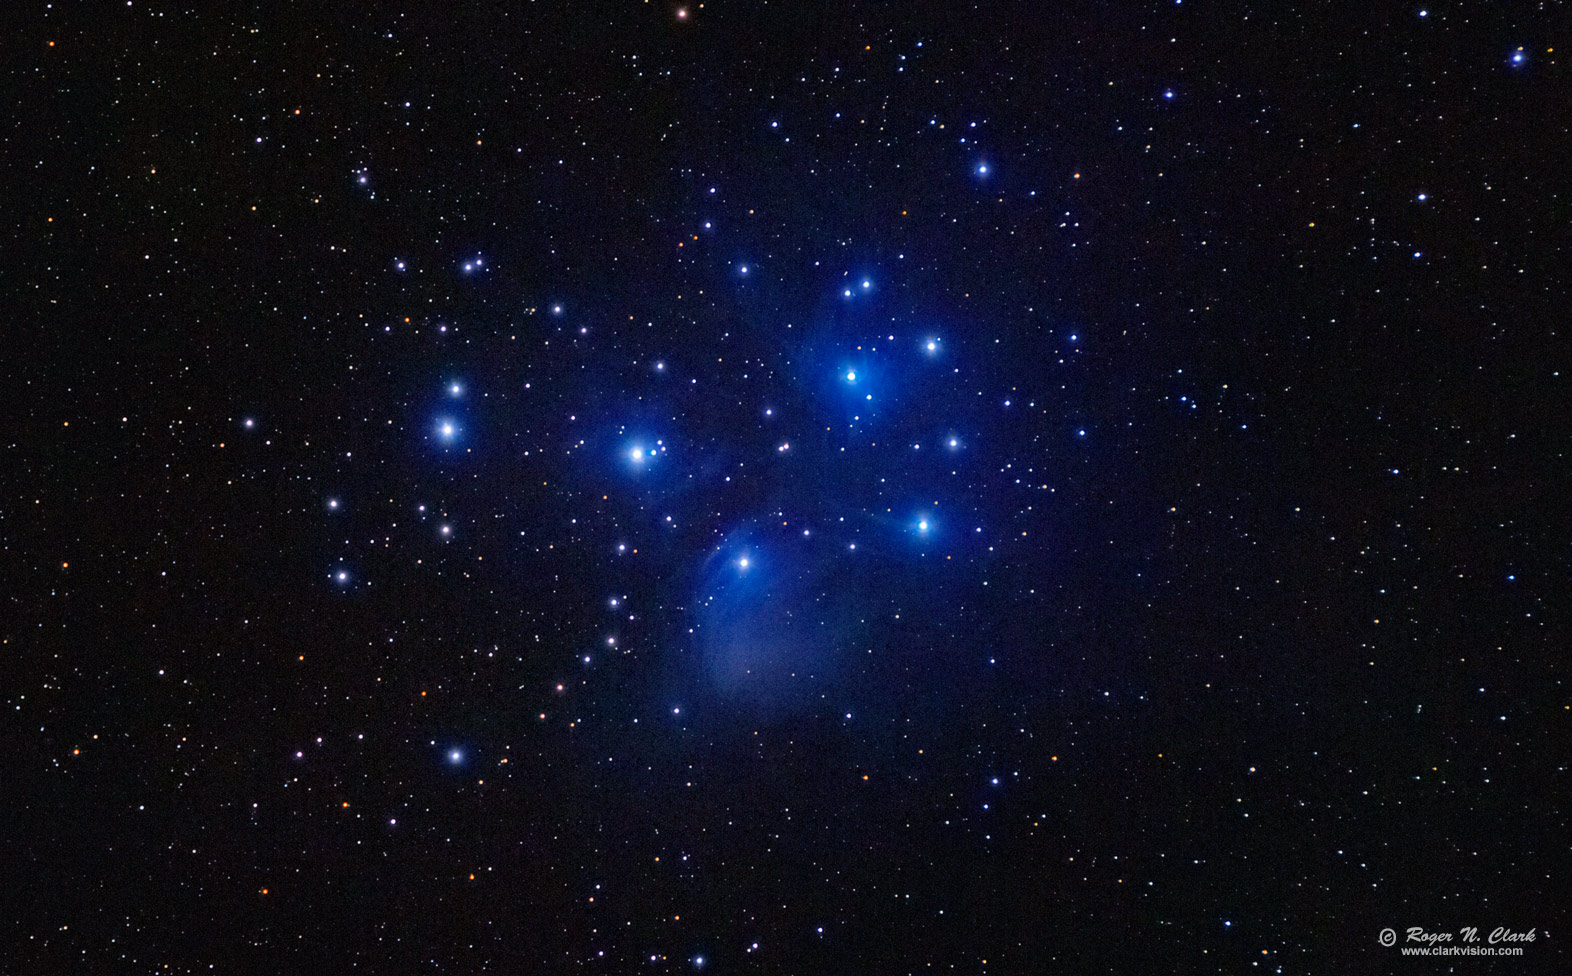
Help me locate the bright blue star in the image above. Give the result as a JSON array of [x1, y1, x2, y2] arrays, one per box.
[[846, 370, 857, 383], [449, 382, 463, 397], [437, 420, 458, 441], [449, 749, 462, 763]]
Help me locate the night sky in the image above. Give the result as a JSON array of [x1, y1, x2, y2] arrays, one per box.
[[9, 1, 1569, 972]]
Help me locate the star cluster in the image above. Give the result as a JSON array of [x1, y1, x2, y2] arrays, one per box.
[[8, 1, 1567, 973]]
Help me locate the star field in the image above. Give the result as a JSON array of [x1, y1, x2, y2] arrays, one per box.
[[7, 1, 1569, 973]]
